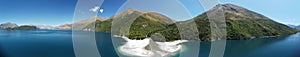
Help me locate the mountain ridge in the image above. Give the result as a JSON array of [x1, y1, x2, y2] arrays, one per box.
[[189, 4, 297, 40], [75, 4, 297, 41], [288, 24, 300, 30]]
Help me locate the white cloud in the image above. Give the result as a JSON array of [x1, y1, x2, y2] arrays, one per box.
[[89, 6, 100, 12], [99, 9, 104, 13]]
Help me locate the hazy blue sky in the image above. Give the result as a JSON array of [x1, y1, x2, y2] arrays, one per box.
[[0, 0, 299, 26], [97, 0, 126, 18], [220, 0, 300, 25], [0, 0, 77, 26]]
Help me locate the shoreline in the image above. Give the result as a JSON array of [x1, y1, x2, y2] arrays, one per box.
[[115, 35, 187, 57]]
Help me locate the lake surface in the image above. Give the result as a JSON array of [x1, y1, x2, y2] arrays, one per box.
[[0, 30, 299, 57]]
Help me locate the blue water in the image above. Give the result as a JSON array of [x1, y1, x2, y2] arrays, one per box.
[[0, 30, 300, 57], [0, 30, 74, 57], [192, 33, 300, 57]]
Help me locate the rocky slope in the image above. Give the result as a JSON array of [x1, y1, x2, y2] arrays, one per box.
[[72, 16, 107, 31]]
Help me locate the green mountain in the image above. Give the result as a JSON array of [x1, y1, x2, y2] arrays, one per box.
[[226, 4, 296, 39], [91, 4, 297, 41], [127, 11, 175, 40], [95, 9, 175, 40], [160, 4, 297, 41], [193, 4, 297, 40]]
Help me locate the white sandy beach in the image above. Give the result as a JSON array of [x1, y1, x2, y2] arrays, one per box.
[[117, 36, 187, 57]]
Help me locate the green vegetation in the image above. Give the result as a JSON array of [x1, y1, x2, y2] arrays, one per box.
[[297, 28, 300, 32], [155, 26, 181, 41], [93, 4, 297, 41], [128, 15, 167, 39], [193, 14, 212, 41], [5, 25, 38, 30], [95, 19, 112, 32]]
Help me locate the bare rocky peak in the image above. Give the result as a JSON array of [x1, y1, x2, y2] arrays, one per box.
[[57, 24, 72, 30], [141, 12, 175, 24], [207, 4, 270, 20], [35, 25, 55, 29], [75, 16, 107, 24], [111, 8, 147, 19], [112, 8, 175, 24]]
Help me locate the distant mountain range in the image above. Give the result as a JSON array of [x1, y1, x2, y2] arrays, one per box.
[[35, 24, 72, 30], [1, 16, 107, 30], [47, 16, 108, 31], [297, 26, 300, 30], [56, 24, 72, 30], [287, 24, 300, 30], [0, 22, 72, 30]]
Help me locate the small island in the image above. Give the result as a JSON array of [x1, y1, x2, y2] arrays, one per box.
[[0, 22, 39, 30]]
